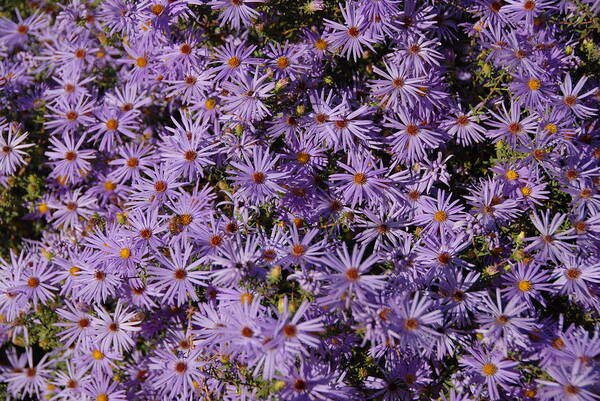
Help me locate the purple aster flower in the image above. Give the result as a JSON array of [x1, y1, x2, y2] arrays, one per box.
[[209, 41, 260, 82], [55, 301, 95, 349], [412, 189, 465, 235], [330, 152, 391, 207], [537, 365, 600, 401], [552, 257, 600, 310], [503, 0, 555, 25], [524, 211, 575, 263], [45, 134, 95, 185], [369, 62, 424, 111], [44, 94, 95, 135], [502, 261, 553, 307], [200, 0, 264, 30], [51, 360, 90, 400], [281, 226, 325, 268], [164, 68, 214, 104], [48, 189, 97, 231], [324, 1, 378, 61], [0, 9, 46, 50], [149, 347, 206, 400], [442, 108, 487, 146], [229, 147, 287, 204], [127, 164, 187, 211], [92, 300, 141, 353], [0, 125, 33, 175], [104, 83, 151, 114], [45, 70, 94, 102], [221, 67, 275, 121], [15, 259, 58, 308], [460, 346, 520, 401], [486, 102, 538, 148], [393, 34, 443, 75], [384, 109, 444, 164], [436, 268, 482, 327], [160, 122, 218, 180], [320, 242, 385, 308], [148, 240, 207, 306], [108, 143, 155, 183], [88, 107, 139, 151], [73, 266, 121, 305], [82, 374, 127, 401], [4, 352, 52, 400], [389, 292, 443, 349], [509, 73, 554, 111], [275, 361, 348, 401], [476, 289, 536, 349], [555, 74, 597, 119]]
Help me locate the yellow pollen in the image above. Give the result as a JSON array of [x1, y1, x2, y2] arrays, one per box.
[[240, 293, 253, 304], [150, 4, 165, 15], [27, 277, 40, 288], [433, 211, 447, 222], [544, 123, 558, 134], [92, 350, 104, 360], [527, 79, 541, 90], [180, 214, 193, 226], [276, 56, 289, 69], [104, 180, 116, 191], [119, 248, 131, 259], [354, 173, 367, 185], [227, 56, 241, 68], [96, 394, 108, 401], [105, 119, 118, 130], [314, 38, 327, 50], [204, 98, 216, 110], [518, 280, 532, 292], [38, 203, 49, 214], [69, 266, 81, 277], [520, 186, 532, 196], [296, 152, 310, 164], [136, 57, 148, 68], [482, 363, 497, 376], [505, 170, 519, 180]]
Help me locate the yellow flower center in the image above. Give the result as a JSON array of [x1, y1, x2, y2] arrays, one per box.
[[204, 98, 216, 110], [69, 266, 81, 277], [518, 280, 532, 292], [119, 248, 131, 259], [353, 173, 367, 185], [96, 394, 108, 401], [276, 56, 289, 69], [105, 119, 118, 130], [104, 180, 116, 191], [314, 38, 327, 50], [136, 57, 148, 68], [240, 293, 253, 304], [433, 211, 447, 222], [520, 186, 532, 196], [227, 56, 240, 68], [38, 203, 49, 213], [92, 350, 104, 360], [296, 152, 310, 164], [150, 4, 165, 15], [505, 170, 519, 180], [542, 124, 557, 136], [527, 79, 541, 90], [482, 363, 497, 376]]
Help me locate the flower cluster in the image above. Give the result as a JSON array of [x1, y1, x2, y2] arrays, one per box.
[[0, 1, 599, 400]]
